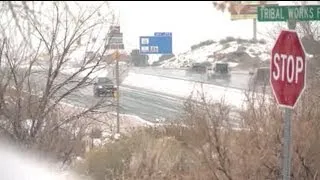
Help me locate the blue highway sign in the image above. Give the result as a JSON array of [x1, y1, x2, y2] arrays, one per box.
[[139, 34, 172, 54], [154, 32, 172, 36]]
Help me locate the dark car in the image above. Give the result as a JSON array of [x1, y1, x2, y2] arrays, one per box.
[[248, 67, 270, 91], [186, 62, 211, 75], [207, 62, 231, 80], [93, 77, 116, 97], [250, 67, 270, 85]]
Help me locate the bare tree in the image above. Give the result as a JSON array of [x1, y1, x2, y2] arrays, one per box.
[[212, 1, 233, 13], [0, 1, 119, 164]]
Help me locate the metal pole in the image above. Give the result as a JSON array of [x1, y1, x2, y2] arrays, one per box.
[[282, 19, 296, 180], [282, 108, 292, 180], [253, 18, 257, 41], [115, 51, 120, 134]]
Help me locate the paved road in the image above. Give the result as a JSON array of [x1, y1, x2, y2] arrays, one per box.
[[74, 66, 255, 123], [24, 70, 185, 122], [73, 84, 185, 122], [120, 85, 184, 122], [19, 66, 245, 123]]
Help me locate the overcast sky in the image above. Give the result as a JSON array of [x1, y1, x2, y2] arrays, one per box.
[[108, 1, 320, 55]]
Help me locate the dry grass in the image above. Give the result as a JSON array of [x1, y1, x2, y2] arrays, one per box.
[[72, 77, 320, 180]]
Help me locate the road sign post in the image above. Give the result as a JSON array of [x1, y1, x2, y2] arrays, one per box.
[[270, 27, 306, 180], [259, 3, 310, 179], [226, 1, 278, 40], [283, 107, 292, 180], [107, 26, 125, 135], [113, 50, 121, 135]]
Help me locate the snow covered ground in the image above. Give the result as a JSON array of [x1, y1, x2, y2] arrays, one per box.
[[159, 39, 272, 69], [122, 72, 268, 110]]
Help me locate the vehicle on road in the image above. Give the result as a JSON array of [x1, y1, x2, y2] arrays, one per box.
[[248, 67, 270, 90], [186, 62, 211, 74], [206, 62, 231, 80], [93, 77, 116, 97]]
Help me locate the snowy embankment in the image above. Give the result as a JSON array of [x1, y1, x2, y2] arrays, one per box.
[[59, 101, 154, 131], [159, 39, 271, 69], [122, 72, 270, 110]]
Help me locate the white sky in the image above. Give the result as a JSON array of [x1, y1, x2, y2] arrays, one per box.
[[109, 1, 316, 55]]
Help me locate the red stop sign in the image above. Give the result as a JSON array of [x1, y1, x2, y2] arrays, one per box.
[[270, 30, 306, 108]]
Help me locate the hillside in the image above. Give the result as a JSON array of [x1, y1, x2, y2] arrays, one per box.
[[155, 37, 273, 71]]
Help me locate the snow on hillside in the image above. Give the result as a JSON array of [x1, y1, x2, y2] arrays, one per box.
[[158, 38, 272, 70]]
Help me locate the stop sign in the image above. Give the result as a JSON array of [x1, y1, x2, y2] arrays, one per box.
[[270, 30, 306, 108]]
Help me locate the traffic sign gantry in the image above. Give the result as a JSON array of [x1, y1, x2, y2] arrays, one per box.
[[270, 30, 306, 108]]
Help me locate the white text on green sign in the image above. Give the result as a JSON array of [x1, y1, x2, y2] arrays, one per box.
[[258, 5, 320, 21]]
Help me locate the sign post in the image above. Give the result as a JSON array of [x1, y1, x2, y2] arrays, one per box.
[[259, 4, 311, 179], [107, 26, 125, 135], [227, 1, 278, 40], [268, 21, 306, 180]]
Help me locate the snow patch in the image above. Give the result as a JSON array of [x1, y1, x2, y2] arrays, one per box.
[[122, 72, 253, 109], [158, 40, 271, 69]]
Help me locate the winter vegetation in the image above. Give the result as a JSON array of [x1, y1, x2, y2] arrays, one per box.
[[2, 1, 320, 180], [0, 1, 118, 165], [71, 2, 320, 180]]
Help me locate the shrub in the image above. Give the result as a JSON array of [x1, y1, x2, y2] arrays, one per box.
[[158, 54, 175, 62], [191, 40, 216, 50], [223, 43, 231, 49], [226, 36, 235, 42], [237, 45, 247, 52], [219, 36, 236, 44], [258, 38, 267, 44], [74, 79, 320, 180], [236, 38, 249, 44], [219, 39, 228, 44], [249, 39, 258, 44]]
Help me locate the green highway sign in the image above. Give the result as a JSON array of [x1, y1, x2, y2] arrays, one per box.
[[258, 5, 320, 22]]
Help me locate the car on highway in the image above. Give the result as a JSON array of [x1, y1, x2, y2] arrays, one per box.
[[93, 77, 116, 97], [248, 67, 270, 90], [186, 62, 211, 74], [206, 62, 231, 80]]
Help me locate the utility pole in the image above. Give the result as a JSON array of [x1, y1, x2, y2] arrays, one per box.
[[115, 50, 120, 134], [108, 24, 124, 136], [253, 18, 257, 41]]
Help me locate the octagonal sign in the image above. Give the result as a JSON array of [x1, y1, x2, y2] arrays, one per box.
[[270, 30, 306, 108]]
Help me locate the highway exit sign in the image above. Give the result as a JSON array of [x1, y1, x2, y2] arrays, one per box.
[[258, 5, 320, 21]]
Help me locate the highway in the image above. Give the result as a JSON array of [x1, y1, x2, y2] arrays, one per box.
[[120, 85, 184, 122], [23, 69, 185, 122], [66, 71, 245, 123], [19, 65, 250, 123], [66, 83, 185, 122]]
